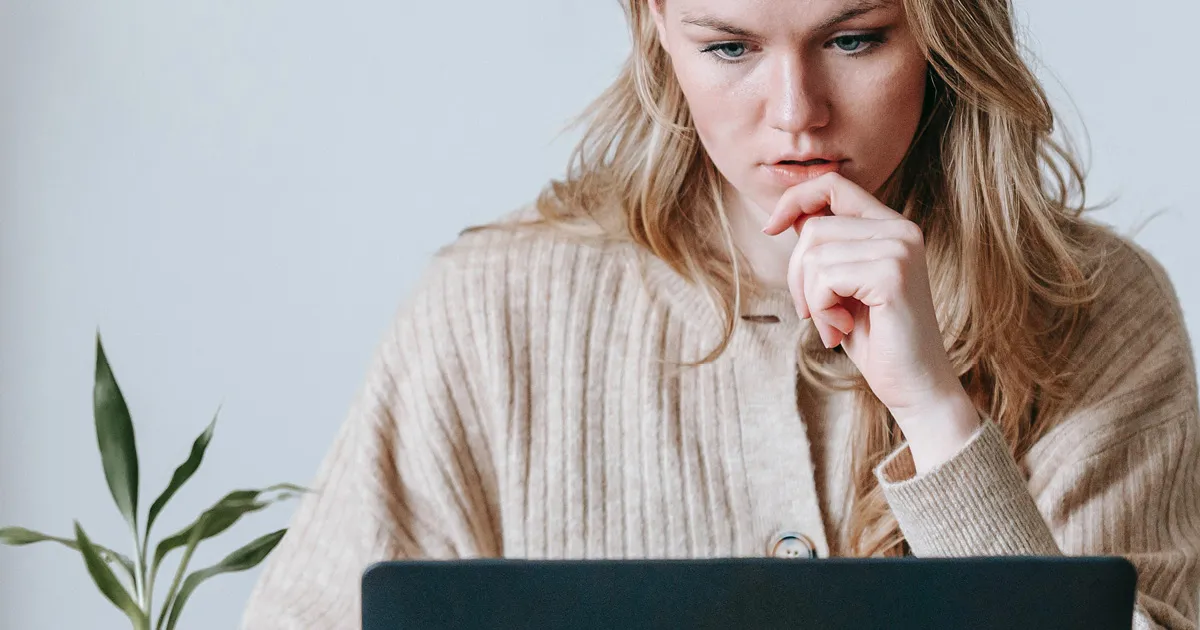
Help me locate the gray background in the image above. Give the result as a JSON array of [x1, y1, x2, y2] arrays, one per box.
[[0, 1, 1195, 628]]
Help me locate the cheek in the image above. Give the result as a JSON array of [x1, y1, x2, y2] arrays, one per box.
[[888, 61, 928, 135], [848, 56, 929, 185], [671, 59, 751, 163]]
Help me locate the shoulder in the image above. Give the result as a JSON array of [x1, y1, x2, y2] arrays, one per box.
[[1021, 223, 1198, 485], [414, 203, 642, 318], [1034, 222, 1197, 445], [429, 203, 632, 282], [1073, 222, 1192, 363], [1081, 222, 1187, 326], [383, 202, 647, 364]]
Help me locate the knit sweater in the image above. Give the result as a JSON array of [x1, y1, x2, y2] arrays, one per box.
[[241, 208, 1200, 629]]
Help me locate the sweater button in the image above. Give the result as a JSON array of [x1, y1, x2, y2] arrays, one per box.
[[770, 532, 818, 559]]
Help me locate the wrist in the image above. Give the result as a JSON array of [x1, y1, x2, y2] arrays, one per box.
[[892, 388, 982, 475]]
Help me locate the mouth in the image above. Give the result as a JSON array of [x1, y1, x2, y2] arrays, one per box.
[[776, 158, 835, 166], [762, 158, 846, 187]]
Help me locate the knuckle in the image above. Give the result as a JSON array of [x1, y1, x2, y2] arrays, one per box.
[[787, 249, 806, 289], [898, 220, 924, 244], [884, 238, 910, 260], [881, 258, 906, 285], [797, 221, 820, 250], [797, 217, 822, 243], [808, 215, 832, 230], [817, 171, 844, 192], [801, 242, 825, 267]]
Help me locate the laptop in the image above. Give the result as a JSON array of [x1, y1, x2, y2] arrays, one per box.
[[362, 556, 1137, 629]]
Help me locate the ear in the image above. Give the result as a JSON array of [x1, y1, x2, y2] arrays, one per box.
[[648, 0, 670, 51]]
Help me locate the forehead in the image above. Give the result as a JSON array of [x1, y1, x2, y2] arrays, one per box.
[[664, 0, 900, 35]]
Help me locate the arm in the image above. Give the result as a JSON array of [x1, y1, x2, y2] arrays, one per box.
[[875, 255, 1200, 629], [760, 157, 1198, 628], [240, 259, 501, 629]]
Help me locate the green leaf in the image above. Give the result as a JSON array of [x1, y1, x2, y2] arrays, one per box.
[[94, 333, 140, 532], [151, 485, 301, 578], [163, 529, 286, 630], [146, 412, 218, 537], [0, 526, 135, 579], [74, 522, 149, 629]]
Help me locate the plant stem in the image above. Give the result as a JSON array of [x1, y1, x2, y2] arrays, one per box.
[[140, 527, 153, 616], [143, 556, 154, 621], [130, 524, 155, 628], [156, 539, 197, 630], [131, 528, 145, 607]]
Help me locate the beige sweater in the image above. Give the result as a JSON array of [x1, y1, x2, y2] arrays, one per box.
[[242, 210, 1200, 629]]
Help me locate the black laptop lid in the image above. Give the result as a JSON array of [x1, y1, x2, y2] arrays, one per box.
[[362, 556, 1137, 630]]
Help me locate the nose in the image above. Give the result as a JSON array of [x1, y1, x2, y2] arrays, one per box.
[[766, 55, 830, 134]]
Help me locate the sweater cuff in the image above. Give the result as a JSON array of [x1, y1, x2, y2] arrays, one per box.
[[874, 419, 1062, 558]]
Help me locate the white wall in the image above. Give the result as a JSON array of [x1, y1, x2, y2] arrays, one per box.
[[0, 2, 1195, 629]]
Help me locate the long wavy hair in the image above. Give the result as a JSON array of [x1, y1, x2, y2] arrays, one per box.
[[469, 0, 1107, 556]]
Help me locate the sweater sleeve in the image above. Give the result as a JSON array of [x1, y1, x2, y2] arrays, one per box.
[[240, 254, 501, 629], [874, 243, 1200, 629]]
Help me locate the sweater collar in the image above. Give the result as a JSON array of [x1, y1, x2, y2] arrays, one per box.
[[634, 247, 806, 358]]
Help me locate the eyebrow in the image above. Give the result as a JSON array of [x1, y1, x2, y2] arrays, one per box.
[[680, 0, 893, 38]]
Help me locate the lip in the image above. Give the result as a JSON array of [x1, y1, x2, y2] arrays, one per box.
[[761, 159, 846, 187]]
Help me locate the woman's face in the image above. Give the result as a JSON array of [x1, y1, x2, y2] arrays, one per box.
[[650, 0, 928, 217]]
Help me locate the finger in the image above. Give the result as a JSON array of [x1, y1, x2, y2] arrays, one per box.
[[762, 172, 901, 236], [788, 208, 834, 238], [806, 265, 862, 349], [788, 235, 811, 321], [804, 238, 912, 267], [787, 218, 865, 320], [823, 305, 856, 341], [824, 317, 848, 348], [803, 249, 857, 343], [807, 260, 901, 328], [794, 217, 917, 269], [789, 237, 909, 322], [823, 301, 870, 349]]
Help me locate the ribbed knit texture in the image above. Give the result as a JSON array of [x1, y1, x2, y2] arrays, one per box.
[[241, 211, 1200, 629]]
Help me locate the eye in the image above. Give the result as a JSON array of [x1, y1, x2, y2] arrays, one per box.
[[833, 36, 864, 52], [701, 42, 749, 62], [828, 33, 886, 55]]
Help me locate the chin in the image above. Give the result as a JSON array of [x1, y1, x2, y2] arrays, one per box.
[[746, 191, 782, 217]]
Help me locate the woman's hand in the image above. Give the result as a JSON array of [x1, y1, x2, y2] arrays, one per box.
[[761, 172, 981, 473]]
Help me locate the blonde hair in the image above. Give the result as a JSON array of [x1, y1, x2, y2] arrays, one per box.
[[471, 0, 1106, 556]]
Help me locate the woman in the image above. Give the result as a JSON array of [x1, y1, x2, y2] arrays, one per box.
[[243, 0, 1200, 627]]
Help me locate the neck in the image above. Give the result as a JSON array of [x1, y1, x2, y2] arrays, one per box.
[[724, 187, 797, 292]]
